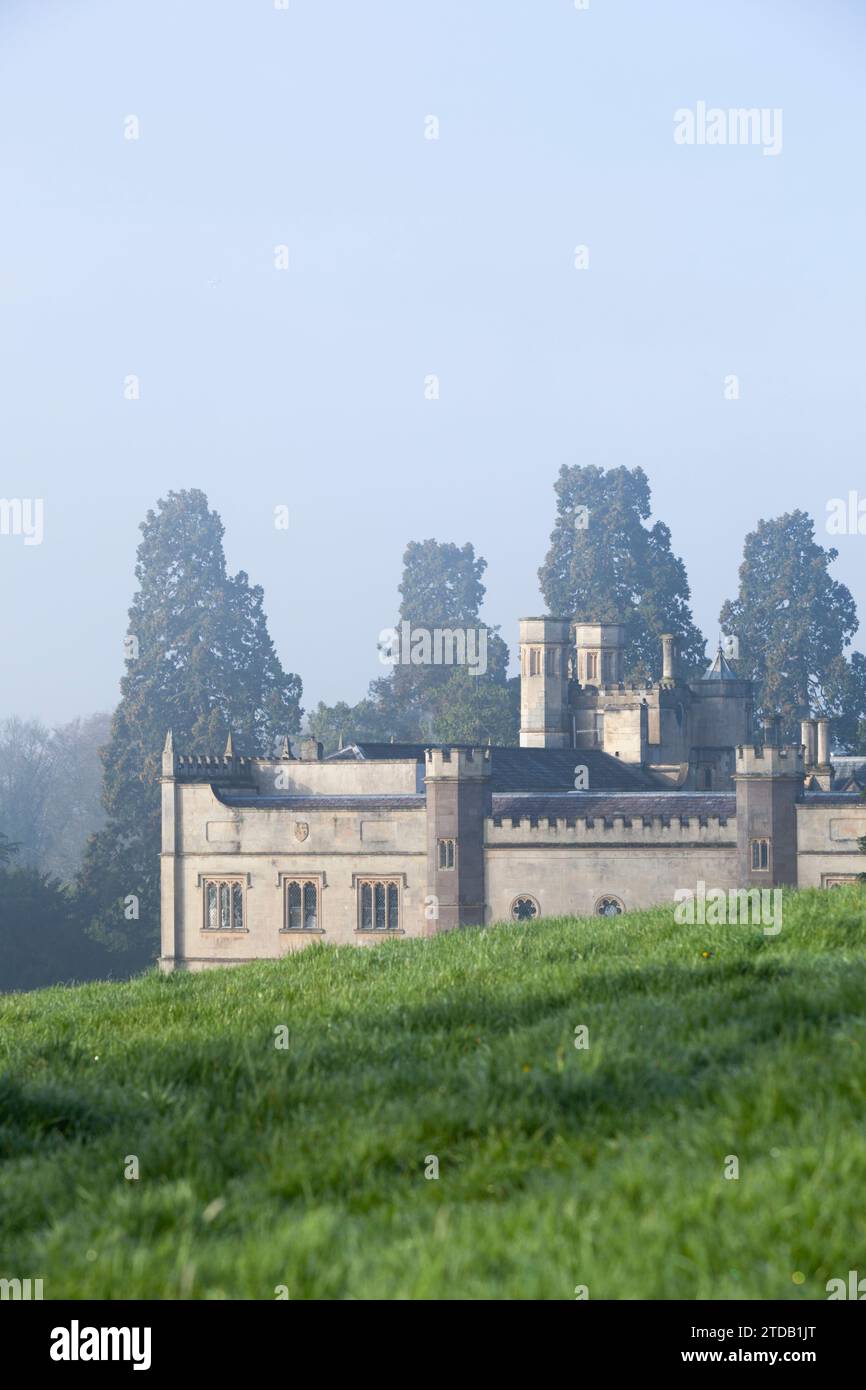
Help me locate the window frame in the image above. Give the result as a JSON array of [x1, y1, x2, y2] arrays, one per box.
[[594, 895, 624, 917], [280, 874, 325, 933], [750, 837, 771, 872], [202, 876, 248, 933], [437, 837, 456, 870], [510, 894, 540, 921], [355, 877, 403, 933]]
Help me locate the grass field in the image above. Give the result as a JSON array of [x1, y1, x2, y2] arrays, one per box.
[[1, 886, 865, 1300]]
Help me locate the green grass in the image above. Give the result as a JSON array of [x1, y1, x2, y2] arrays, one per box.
[[2, 887, 865, 1300]]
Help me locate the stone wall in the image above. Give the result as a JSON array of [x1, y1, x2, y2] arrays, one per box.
[[485, 802, 737, 921], [161, 781, 427, 970], [795, 798, 866, 887]]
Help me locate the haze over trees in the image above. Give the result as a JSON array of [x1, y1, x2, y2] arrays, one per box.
[[538, 464, 708, 679], [309, 539, 518, 752], [0, 854, 109, 993], [719, 511, 866, 750], [77, 489, 303, 966], [0, 714, 110, 883]]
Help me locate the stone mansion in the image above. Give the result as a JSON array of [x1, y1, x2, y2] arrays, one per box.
[[159, 618, 866, 971]]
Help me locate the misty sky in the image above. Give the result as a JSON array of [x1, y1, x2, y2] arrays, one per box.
[[2, 0, 865, 728]]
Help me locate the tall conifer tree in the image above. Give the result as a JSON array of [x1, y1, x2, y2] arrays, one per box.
[[719, 510, 864, 744], [538, 464, 706, 677], [78, 490, 302, 963]]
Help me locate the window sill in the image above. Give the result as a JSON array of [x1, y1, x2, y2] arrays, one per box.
[[355, 929, 405, 936], [279, 928, 325, 934], [200, 928, 249, 935]]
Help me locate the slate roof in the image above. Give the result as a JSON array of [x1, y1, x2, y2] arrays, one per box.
[[703, 646, 740, 681], [328, 743, 424, 761], [800, 791, 866, 806], [833, 775, 866, 793], [327, 743, 653, 793], [491, 792, 735, 821], [824, 757, 866, 794]]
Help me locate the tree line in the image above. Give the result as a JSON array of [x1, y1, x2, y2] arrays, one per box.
[[2, 471, 865, 989]]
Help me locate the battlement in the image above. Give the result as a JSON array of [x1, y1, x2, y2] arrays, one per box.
[[488, 792, 734, 839], [735, 743, 805, 778], [593, 681, 655, 696], [175, 753, 256, 775], [487, 808, 733, 843], [424, 746, 492, 780], [161, 729, 291, 783]]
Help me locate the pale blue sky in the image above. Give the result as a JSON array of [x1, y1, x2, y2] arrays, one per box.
[[2, 0, 865, 724]]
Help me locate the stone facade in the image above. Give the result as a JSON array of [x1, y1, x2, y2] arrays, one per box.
[[159, 620, 866, 971]]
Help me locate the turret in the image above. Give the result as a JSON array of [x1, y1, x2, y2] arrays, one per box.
[[424, 747, 491, 931], [519, 617, 571, 748], [573, 621, 625, 688], [734, 737, 804, 886]]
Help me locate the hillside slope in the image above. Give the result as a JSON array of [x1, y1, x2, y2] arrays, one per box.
[[1, 887, 865, 1299]]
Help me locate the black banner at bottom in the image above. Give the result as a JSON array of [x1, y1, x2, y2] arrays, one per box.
[[4, 1297, 862, 1374]]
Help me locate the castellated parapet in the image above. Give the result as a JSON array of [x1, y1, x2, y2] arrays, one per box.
[[487, 809, 733, 843], [424, 746, 492, 780], [734, 742, 805, 779]]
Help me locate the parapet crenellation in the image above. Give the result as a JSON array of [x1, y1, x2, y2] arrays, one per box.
[[487, 808, 734, 842], [424, 746, 492, 779]]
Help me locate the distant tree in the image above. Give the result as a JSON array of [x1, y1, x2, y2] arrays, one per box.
[[0, 718, 54, 868], [0, 831, 17, 866], [538, 465, 706, 678], [0, 863, 110, 992], [430, 669, 519, 745], [818, 652, 866, 755], [719, 511, 862, 743], [312, 539, 519, 747], [369, 539, 514, 738], [77, 489, 303, 966], [0, 714, 112, 884], [40, 714, 112, 882], [397, 539, 488, 629], [306, 698, 391, 755]]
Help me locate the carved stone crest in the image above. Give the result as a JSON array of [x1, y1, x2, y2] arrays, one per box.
[[294, 821, 309, 843]]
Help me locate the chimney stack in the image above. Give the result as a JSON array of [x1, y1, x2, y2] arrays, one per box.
[[816, 717, 830, 768], [660, 633, 677, 684]]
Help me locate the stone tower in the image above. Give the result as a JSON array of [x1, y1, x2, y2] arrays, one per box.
[[573, 622, 626, 688], [424, 746, 491, 930], [518, 617, 571, 748], [733, 721, 804, 886]]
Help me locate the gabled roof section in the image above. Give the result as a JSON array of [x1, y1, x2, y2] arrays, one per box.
[[830, 758, 866, 793]]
